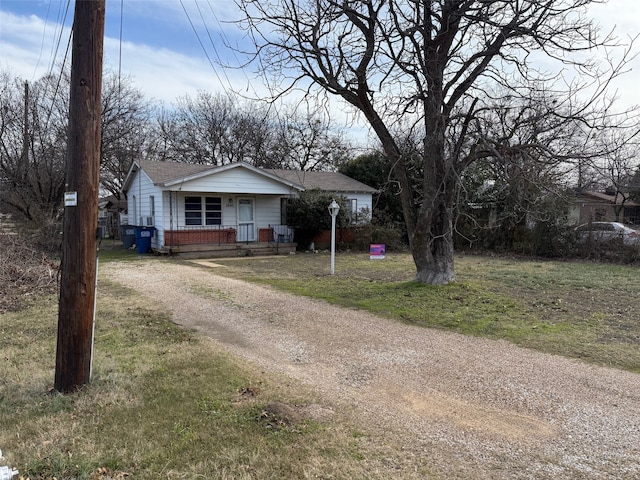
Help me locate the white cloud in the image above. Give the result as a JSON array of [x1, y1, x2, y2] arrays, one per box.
[[0, 11, 70, 79]]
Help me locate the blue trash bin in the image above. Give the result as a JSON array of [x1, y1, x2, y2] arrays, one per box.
[[135, 227, 155, 254]]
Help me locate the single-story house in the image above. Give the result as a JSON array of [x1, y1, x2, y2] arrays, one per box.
[[121, 159, 376, 256], [569, 191, 640, 226], [98, 194, 127, 239]]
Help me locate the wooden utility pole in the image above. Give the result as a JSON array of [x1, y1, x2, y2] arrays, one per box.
[[55, 0, 105, 393]]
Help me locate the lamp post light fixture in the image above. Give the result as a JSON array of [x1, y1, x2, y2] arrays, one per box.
[[328, 199, 340, 275]]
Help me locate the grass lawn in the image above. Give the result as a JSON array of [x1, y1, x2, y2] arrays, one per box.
[[209, 251, 640, 373], [2, 245, 638, 479], [0, 262, 405, 479]]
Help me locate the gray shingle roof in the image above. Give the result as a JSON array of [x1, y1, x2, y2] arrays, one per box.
[[132, 160, 376, 193], [267, 169, 377, 193], [137, 159, 212, 184]]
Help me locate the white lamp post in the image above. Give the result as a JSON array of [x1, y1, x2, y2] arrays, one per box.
[[328, 199, 340, 275]]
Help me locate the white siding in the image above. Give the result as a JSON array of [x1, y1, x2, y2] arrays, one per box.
[[174, 168, 296, 194], [164, 193, 283, 228], [344, 192, 373, 221], [126, 169, 163, 248], [255, 196, 283, 226]]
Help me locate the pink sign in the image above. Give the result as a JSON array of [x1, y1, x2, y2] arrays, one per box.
[[370, 244, 386, 259]]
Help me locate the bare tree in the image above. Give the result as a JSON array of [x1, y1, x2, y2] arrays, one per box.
[[154, 90, 351, 171], [100, 73, 155, 200], [154, 91, 273, 165], [1, 69, 158, 219], [589, 130, 640, 222], [270, 103, 351, 171], [237, 0, 637, 284], [0, 71, 68, 222]]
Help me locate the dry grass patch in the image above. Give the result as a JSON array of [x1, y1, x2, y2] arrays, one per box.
[[0, 270, 427, 479]]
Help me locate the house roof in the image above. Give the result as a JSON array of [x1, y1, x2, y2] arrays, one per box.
[[131, 159, 213, 185], [123, 159, 376, 194], [578, 191, 640, 207], [98, 194, 127, 210], [268, 169, 377, 193]]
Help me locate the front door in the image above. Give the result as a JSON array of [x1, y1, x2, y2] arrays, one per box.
[[237, 197, 255, 242]]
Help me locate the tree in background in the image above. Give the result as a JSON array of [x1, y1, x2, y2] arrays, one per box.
[[0, 71, 68, 222], [154, 91, 350, 171], [455, 92, 587, 247], [582, 130, 640, 223], [339, 151, 403, 226], [1, 70, 159, 224], [271, 103, 352, 171], [100, 73, 155, 200], [238, 0, 638, 284]]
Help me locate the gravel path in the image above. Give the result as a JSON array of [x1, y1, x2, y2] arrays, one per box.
[[105, 260, 640, 479]]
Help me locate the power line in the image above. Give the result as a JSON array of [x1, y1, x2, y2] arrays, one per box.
[[193, 0, 232, 88], [118, 0, 124, 91], [47, 0, 73, 77], [179, 0, 228, 92], [204, 0, 258, 97]]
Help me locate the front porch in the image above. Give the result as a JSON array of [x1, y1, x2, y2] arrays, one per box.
[[155, 224, 296, 258]]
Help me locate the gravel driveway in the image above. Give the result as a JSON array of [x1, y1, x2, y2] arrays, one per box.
[[105, 260, 640, 479]]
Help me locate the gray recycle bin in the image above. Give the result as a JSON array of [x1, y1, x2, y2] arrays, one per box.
[[121, 225, 136, 249]]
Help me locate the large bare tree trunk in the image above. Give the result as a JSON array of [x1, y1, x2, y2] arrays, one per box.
[[411, 194, 455, 284]]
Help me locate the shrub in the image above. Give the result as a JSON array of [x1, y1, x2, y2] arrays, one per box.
[[0, 233, 59, 312]]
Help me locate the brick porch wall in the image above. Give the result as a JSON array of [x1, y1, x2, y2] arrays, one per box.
[[258, 227, 274, 242], [164, 228, 236, 246]]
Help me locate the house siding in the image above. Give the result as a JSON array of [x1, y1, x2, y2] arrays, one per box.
[[154, 192, 285, 248], [343, 192, 373, 221], [170, 168, 297, 195], [126, 169, 164, 249]]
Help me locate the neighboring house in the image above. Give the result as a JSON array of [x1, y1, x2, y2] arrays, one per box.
[[121, 159, 376, 256], [570, 191, 640, 226], [98, 194, 127, 239]]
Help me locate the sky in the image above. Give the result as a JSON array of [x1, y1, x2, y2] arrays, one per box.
[[0, 0, 257, 102], [1, 0, 639, 137]]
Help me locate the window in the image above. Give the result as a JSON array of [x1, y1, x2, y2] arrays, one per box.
[[185, 196, 222, 226], [280, 197, 292, 225], [205, 197, 222, 225], [149, 195, 155, 216], [185, 196, 202, 225], [348, 198, 358, 223]]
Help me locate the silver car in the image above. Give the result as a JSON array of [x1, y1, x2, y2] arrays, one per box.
[[575, 221, 640, 246]]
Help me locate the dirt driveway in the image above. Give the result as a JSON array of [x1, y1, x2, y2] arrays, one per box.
[[105, 260, 640, 479]]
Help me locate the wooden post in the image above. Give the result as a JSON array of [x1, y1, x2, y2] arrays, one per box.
[[55, 0, 105, 393]]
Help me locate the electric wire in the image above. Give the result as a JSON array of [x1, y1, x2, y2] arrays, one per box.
[[178, 0, 229, 94], [46, 0, 72, 78], [38, 0, 73, 132], [118, 0, 124, 92], [43, 29, 72, 132], [31, 0, 54, 79], [193, 0, 232, 88], [204, 0, 258, 97]]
